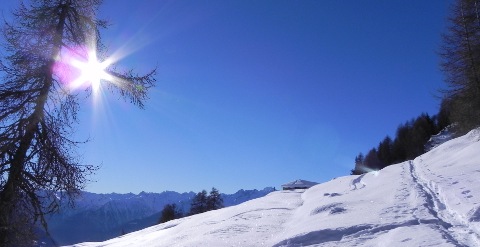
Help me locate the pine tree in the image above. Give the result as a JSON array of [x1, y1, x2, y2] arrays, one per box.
[[436, 99, 452, 132], [351, 153, 365, 175], [189, 190, 208, 215], [159, 204, 182, 224], [440, 0, 480, 133], [363, 148, 382, 171], [391, 122, 411, 163], [207, 187, 223, 211], [0, 1, 155, 245], [377, 136, 393, 168], [408, 114, 436, 159]]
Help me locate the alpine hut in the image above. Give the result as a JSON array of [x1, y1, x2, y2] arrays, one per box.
[[281, 179, 318, 190]]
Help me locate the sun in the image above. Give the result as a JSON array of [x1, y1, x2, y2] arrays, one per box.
[[70, 50, 112, 94]]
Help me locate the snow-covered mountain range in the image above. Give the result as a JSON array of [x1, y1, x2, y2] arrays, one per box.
[[68, 128, 480, 246], [44, 187, 274, 246]]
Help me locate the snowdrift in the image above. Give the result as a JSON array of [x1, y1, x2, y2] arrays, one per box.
[[69, 129, 480, 247]]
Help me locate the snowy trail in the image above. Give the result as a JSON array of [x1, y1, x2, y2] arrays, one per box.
[[67, 128, 480, 247], [414, 129, 480, 246], [270, 162, 462, 246], [408, 160, 470, 246]]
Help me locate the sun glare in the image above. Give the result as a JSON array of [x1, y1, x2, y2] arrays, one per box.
[[70, 50, 112, 94]]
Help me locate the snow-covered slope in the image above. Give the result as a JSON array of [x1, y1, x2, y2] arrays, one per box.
[[425, 125, 455, 151], [48, 188, 274, 246], [69, 128, 480, 247], [47, 191, 196, 245]]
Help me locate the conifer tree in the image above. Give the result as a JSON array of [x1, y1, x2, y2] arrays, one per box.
[[189, 190, 208, 215], [440, 0, 480, 133], [363, 148, 382, 171], [436, 99, 452, 132], [207, 187, 223, 211], [391, 122, 411, 164], [408, 114, 436, 158], [377, 136, 393, 168], [159, 204, 182, 224], [351, 153, 365, 175], [0, 1, 155, 245]]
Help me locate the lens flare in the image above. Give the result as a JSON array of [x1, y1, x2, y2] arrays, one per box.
[[53, 45, 113, 98], [358, 166, 381, 177], [70, 50, 112, 95]]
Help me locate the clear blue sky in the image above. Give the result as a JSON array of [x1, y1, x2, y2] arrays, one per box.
[[1, 0, 452, 194]]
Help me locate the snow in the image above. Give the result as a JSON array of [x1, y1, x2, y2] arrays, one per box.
[[281, 179, 318, 189], [425, 125, 455, 152], [67, 128, 480, 247], [47, 188, 274, 245]]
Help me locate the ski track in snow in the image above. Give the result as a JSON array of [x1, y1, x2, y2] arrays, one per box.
[[410, 158, 480, 246], [408, 160, 469, 246], [272, 161, 471, 247], [67, 128, 480, 247]]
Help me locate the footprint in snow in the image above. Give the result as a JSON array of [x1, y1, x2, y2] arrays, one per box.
[[311, 203, 347, 216], [350, 174, 366, 190], [323, 193, 342, 197], [467, 206, 480, 222]]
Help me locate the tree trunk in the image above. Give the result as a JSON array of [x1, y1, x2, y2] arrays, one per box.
[[0, 3, 68, 245]]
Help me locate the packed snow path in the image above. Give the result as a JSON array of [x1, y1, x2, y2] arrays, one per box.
[[70, 129, 480, 247]]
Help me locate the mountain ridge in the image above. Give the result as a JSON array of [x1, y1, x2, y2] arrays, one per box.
[[45, 187, 275, 246], [68, 128, 480, 247]]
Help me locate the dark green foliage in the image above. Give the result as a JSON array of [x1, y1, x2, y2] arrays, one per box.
[[352, 0, 480, 175], [207, 187, 224, 211], [436, 99, 452, 132], [440, 0, 480, 134], [350, 153, 364, 175], [377, 136, 393, 167], [408, 114, 436, 158], [158, 204, 183, 224], [189, 188, 224, 216], [352, 113, 445, 175], [391, 121, 411, 163], [189, 190, 208, 215], [363, 148, 382, 171]]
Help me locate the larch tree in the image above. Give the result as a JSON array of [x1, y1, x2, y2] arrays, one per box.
[[440, 0, 480, 133], [0, 0, 155, 245], [158, 203, 183, 224], [189, 190, 208, 215], [363, 148, 382, 171], [350, 153, 364, 175], [377, 136, 393, 168], [207, 187, 223, 211]]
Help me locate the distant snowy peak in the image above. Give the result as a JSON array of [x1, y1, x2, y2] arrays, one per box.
[[48, 187, 273, 246], [59, 188, 275, 215], [222, 187, 276, 206], [69, 128, 480, 247]]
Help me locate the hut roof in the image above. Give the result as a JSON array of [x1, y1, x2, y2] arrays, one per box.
[[281, 179, 318, 188]]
